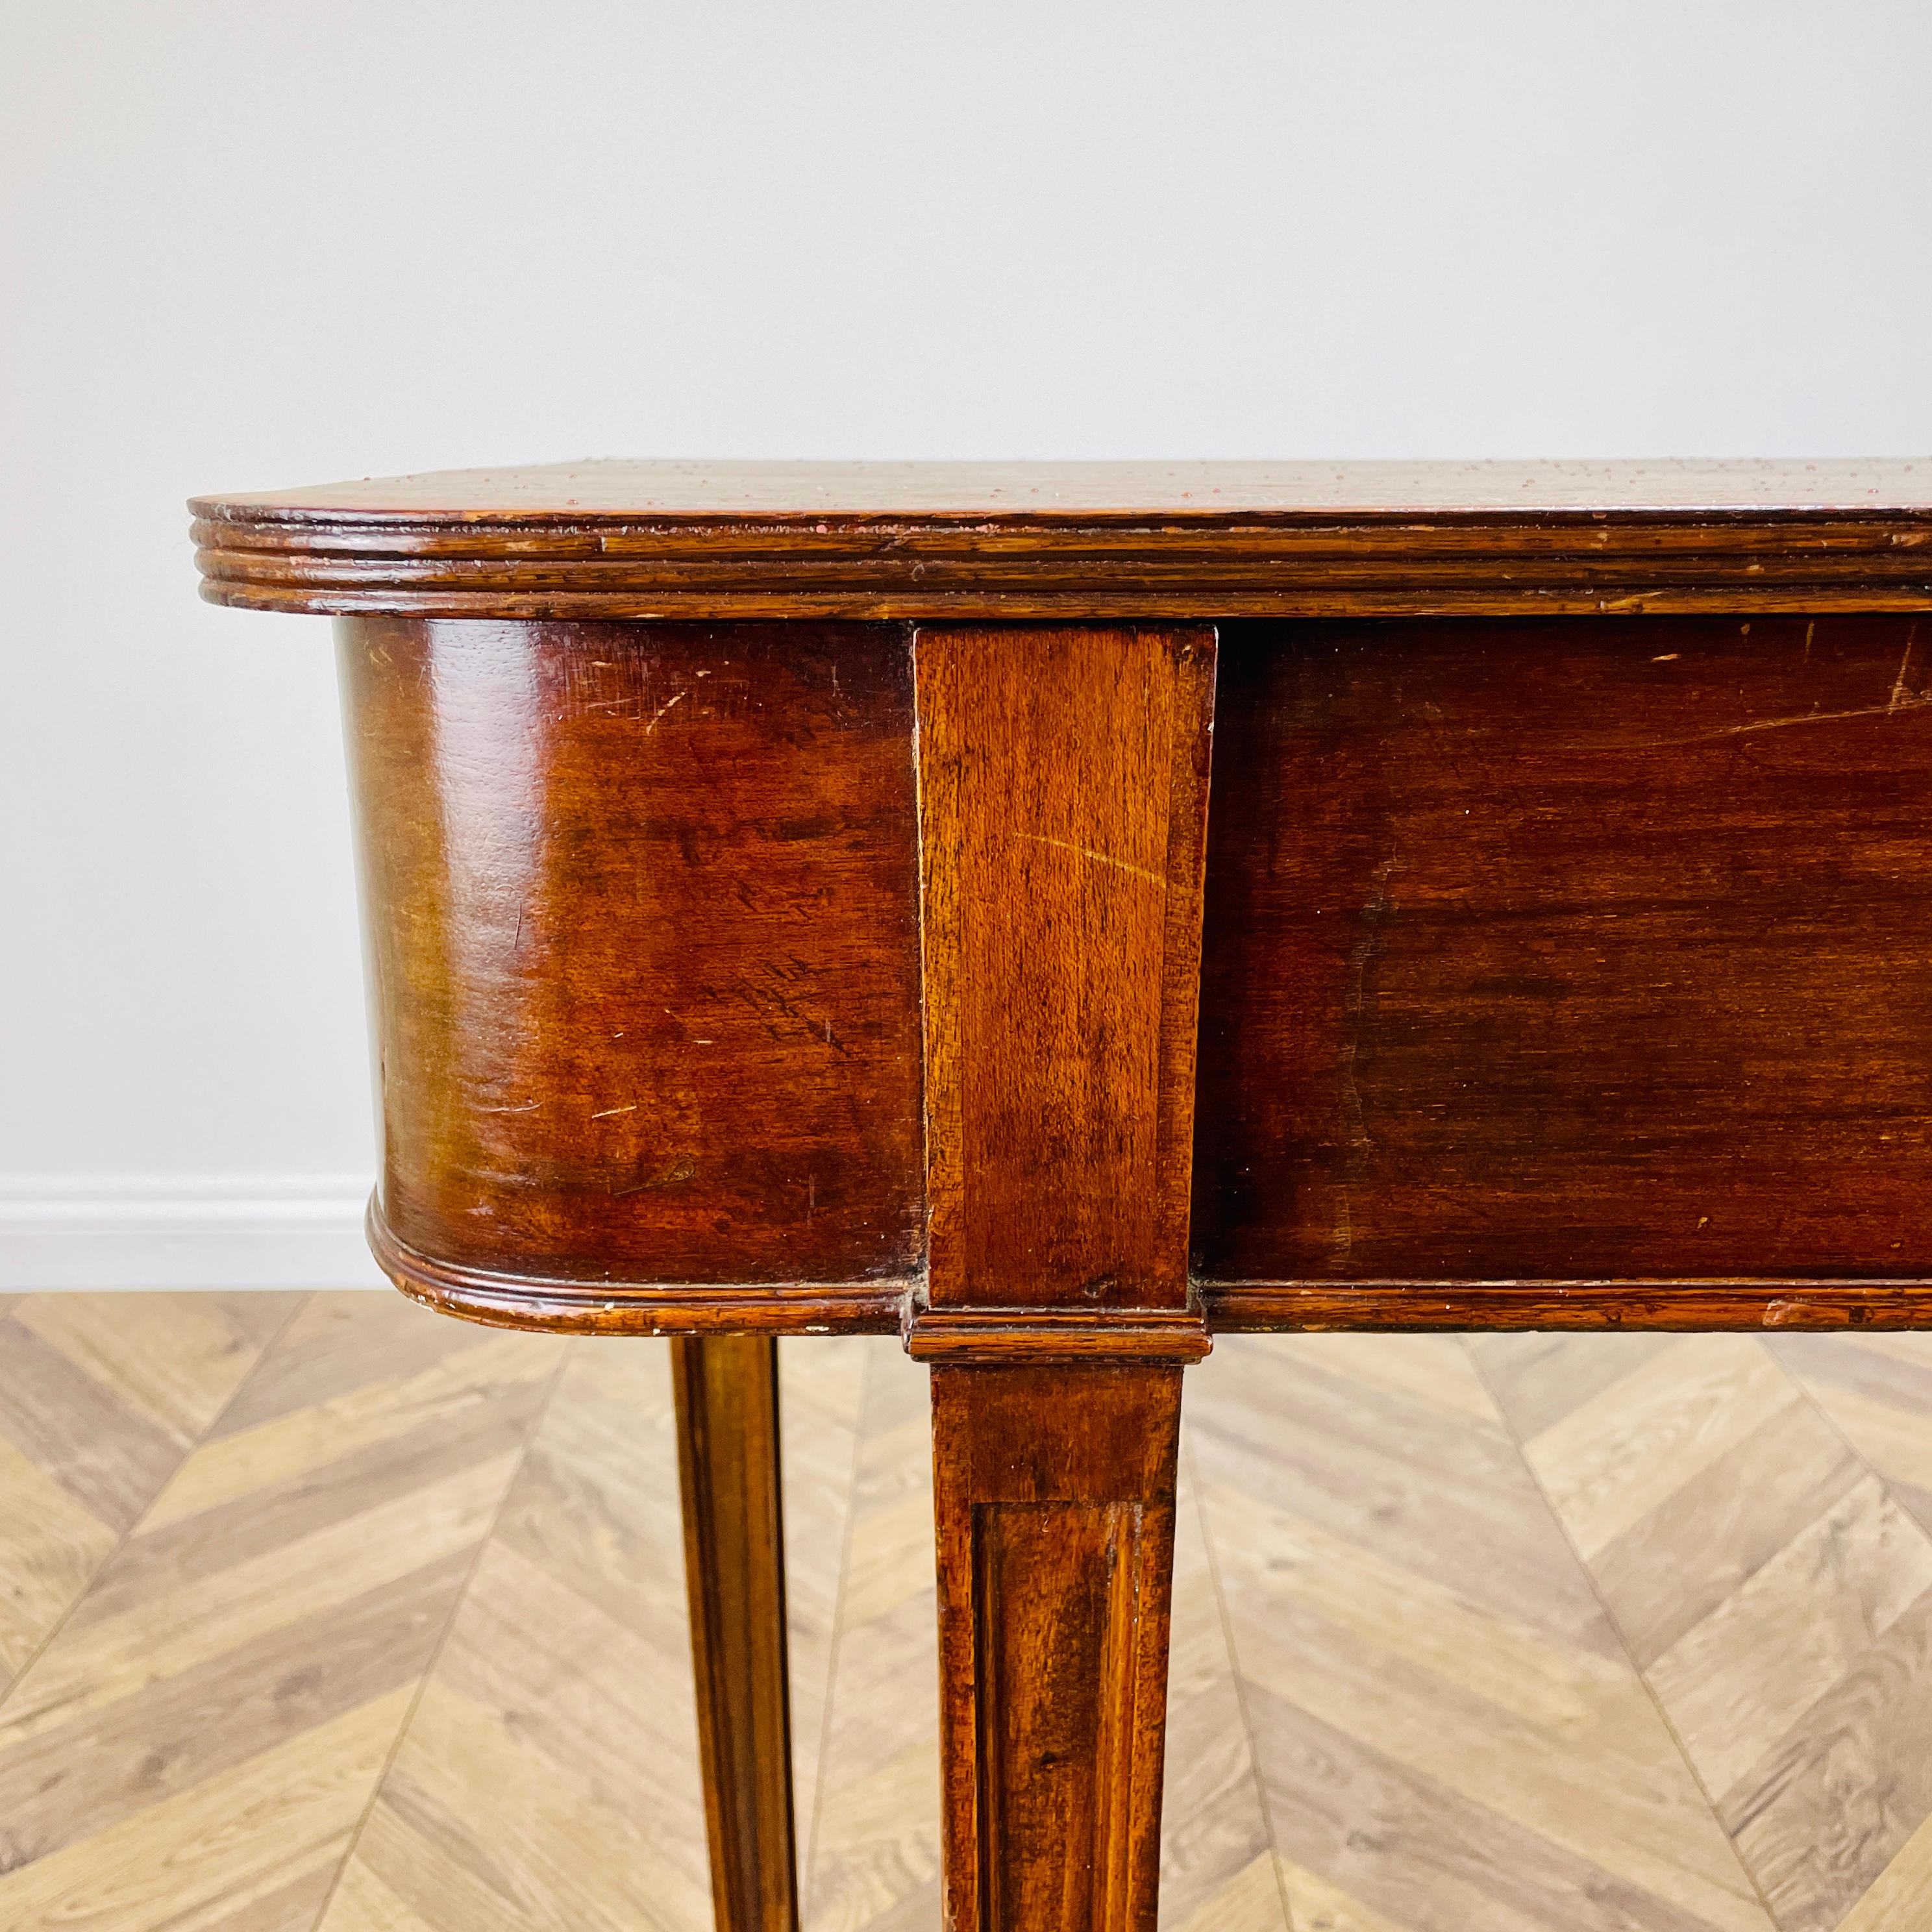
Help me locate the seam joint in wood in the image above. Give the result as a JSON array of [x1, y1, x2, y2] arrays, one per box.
[[905, 1304, 1211, 1365]]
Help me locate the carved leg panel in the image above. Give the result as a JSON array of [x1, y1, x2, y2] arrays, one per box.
[[931, 1363, 1183, 1932], [671, 1335, 799, 1932]]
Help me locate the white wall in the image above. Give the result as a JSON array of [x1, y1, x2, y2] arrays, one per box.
[[3, 2, 1929, 1284]]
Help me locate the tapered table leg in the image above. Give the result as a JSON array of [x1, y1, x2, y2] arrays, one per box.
[[671, 1335, 799, 1932], [907, 622, 1220, 1929], [930, 1359, 1183, 1932]]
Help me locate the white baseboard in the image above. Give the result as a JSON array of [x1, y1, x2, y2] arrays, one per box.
[[0, 1176, 388, 1290]]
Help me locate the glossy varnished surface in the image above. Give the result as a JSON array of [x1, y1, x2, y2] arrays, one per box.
[[930, 1365, 1182, 1932], [190, 461, 1932, 1336], [909, 623, 1215, 1925], [334, 608, 1932, 1333], [340, 619, 924, 1310], [192, 460, 1932, 621], [188, 464, 1932, 1932], [1194, 613, 1932, 1298], [671, 1337, 798, 1932], [915, 627, 1213, 1314]]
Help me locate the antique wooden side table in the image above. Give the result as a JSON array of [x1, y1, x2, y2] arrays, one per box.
[[190, 461, 1932, 1932]]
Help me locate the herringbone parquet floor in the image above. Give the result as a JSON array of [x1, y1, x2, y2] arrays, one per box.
[[3, 1293, 1931, 1931]]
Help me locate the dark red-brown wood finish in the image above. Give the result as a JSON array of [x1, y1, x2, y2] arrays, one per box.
[[336, 616, 924, 1322], [671, 1336, 798, 1932], [908, 625, 1211, 1929], [1195, 611, 1932, 1331], [192, 459, 1932, 1931], [193, 458, 1932, 621]]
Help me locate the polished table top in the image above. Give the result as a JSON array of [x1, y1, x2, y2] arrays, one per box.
[[192, 458, 1932, 622]]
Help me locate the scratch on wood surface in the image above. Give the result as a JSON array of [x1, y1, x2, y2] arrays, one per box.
[[1889, 625, 1921, 712], [1642, 625, 1928, 749], [1022, 832, 1167, 890], [1657, 696, 1930, 749], [646, 689, 688, 732]]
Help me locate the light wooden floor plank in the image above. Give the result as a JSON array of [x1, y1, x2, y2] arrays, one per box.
[[322, 1339, 714, 1932], [15, 1291, 292, 1446], [217, 1293, 493, 1438], [315, 1326, 872, 1932], [804, 1344, 940, 1932], [0, 1291, 561, 1930], [0, 1455, 519, 1746], [1774, 1335, 1932, 1533], [1648, 1478, 1932, 1798], [1193, 1339, 1618, 1661], [0, 1290, 300, 1696], [1720, 1592, 1932, 1932], [0, 1687, 412, 1931], [1483, 1330, 1932, 1932], [1510, 1333, 1799, 1562], [1582, 1396, 1862, 1670], [0, 1431, 116, 1683], [1834, 1806, 1932, 1932], [1163, 1452, 1291, 1932], [1250, 1681, 1733, 1932], [142, 1328, 557, 1531], [781, 1335, 869, 1862], [1203, 1339, 1769, 1932]]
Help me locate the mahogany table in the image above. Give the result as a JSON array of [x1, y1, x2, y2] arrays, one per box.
[[190, 460, 1932, 1932]]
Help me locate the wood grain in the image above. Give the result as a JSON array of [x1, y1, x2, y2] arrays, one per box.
[[0, 1293, 294, 1691], [1199, 1335, 1772, 1932], [671, 1336, 799, 1932], [800, 1341, 941, 1932], [327, 1345, 715, 1932], [12, 1304, 1932, 1929], [1772, 1333, 1932, 1530], [0, 1292, 563, 1932], [190, 456, 1932, 515], [168, 452, 1932, 1932], [1193, 613, 1932, 1296], [932, 1365, 1183, 1932], [190, 460, 1932, 620], [914, 625, 1212, 1313], [1156, 1455, 1284, 1932], [339, 617, 924, 1317], [1478, 1328, 1932, 1932], [330, 602, 1932, 1338], [1204, 1282, 1932, 1331], [910, 623, 1217, 1922], [192, 459, 1932, 1339], [314, 1311, 865, 1932]]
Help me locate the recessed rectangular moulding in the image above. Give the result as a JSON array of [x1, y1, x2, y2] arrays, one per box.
[[972, 1500, 1154, 1928], [1191, 613, 1932, 1283]]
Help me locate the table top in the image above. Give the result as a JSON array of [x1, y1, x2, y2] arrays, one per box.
[[193, 457, 1932, 520], [189, 459, 1932, 622]]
